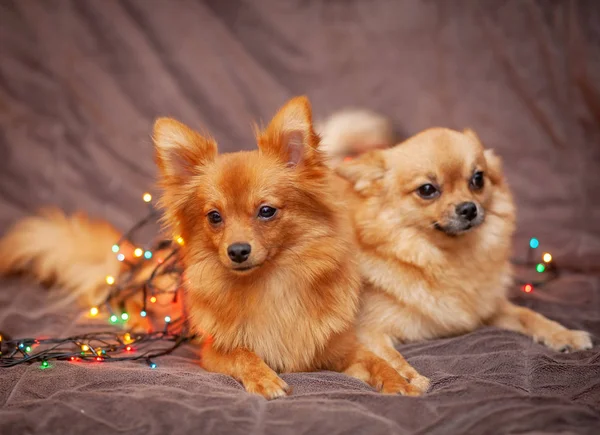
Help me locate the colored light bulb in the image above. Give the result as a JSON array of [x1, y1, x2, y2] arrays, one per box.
[[176, 236, 184, 245], [106, 275, 115, 285], [110, 314, 118, 323], [134, 248, 143, 257], [70, 356, 77, 362], [164, 316, 171, 323], [81, 344, 89, 352], [144, 250, 152, 259], [529, 238, 539, 249], [41, 361, 49, 368], [149, 362, 157, 369], [18, 343, 24, 349], [96, 357, 103, 362], [143, 193, 152, 203], [126, 346, 132, 351], [140, 310, 147, 317], [90, 307, 99, 317], [543, 253, 552, 263], [117, 253, 125, 262], [150, 296, 157, 304], [121, 312, 129, 321], [112, 244, 119, 253], [25, 346, 31, 353], [536, 263, 545, 273], [523, 284, 533, 293]]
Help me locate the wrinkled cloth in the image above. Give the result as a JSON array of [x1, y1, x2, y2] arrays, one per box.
[[1, 1, 599, 434]]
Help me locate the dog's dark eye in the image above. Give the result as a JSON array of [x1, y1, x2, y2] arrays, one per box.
[[207, 211, 222, 225], [257, 205, 277, 220], [416, 184, 439, 199], [470, 171, 484, 190]]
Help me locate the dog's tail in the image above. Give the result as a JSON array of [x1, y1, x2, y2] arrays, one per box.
[[0, 208, 124, 306], [317, 109, 395, 164]]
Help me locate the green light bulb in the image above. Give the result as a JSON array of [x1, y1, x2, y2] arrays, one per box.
[[110, 315, 118, 323], [121, 312, 129, 321], [536, 263, 545, 273]]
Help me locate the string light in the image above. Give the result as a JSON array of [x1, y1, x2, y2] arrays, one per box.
[[523, 284, 533, 293], [149, 361, 157, 369], [543, 253, 552, 263], [1, 193, 193, 370], [1, 328, 194, 368], [536, 264, 545, 273], [529, 238, 539, 249]]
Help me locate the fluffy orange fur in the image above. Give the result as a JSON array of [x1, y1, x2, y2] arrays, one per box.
[[335, 127, 592, 375], [152, 96, 423, 398]]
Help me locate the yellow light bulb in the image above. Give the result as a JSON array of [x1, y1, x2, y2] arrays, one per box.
[[81, 345, 89, 352], [105, 275, 115, 285], [134, 248, 143, 257], [150, 296, 157, 303], [176, 236, 184, 245], [142, 193, 152, 203], [542, 253, 552, 263], [90, 307, 99, 316], [123, 333, 132, 344]]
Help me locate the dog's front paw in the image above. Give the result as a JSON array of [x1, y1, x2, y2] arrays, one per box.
[[542, 329, 593, 352], [243, 371, 290, 400], [409, 374, 431, 393]]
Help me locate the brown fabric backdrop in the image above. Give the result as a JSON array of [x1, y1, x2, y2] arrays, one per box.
[[1, 1, 599, 434]]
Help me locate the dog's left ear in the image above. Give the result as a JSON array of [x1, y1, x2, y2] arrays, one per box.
[[335, 150, 387, 196], [257, 96, 320, 167], [463, 128, 504, 185]]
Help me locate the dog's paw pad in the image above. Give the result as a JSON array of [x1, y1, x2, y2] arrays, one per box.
[[244, 374, 290, 400]]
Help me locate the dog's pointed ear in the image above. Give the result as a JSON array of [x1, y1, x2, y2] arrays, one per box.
[[484, 149, 504, 185], [153, 117, 217, 181], [335, 150, 387, 195], [257, 96, 320, 167], [463, 128, 483, 146]]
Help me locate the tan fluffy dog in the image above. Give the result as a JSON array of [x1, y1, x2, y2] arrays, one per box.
[[334, 127, 592, 382]]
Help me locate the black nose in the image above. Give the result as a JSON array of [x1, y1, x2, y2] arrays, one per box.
[[227, 243, 251, 263], [456, 202, 478, 221]]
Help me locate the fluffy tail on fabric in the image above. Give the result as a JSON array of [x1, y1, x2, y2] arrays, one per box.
[[317, 109, 395, 164], [0, 208, 124, 306]]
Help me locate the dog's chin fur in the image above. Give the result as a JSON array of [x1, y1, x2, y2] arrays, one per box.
[[335, 127, 517, 342]]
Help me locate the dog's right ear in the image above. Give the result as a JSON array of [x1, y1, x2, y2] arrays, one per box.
[[335, 150, 387, 195], [153, 118, 217, 182]]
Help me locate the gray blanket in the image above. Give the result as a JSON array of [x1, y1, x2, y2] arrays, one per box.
[[1, 1, 599, 434]]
